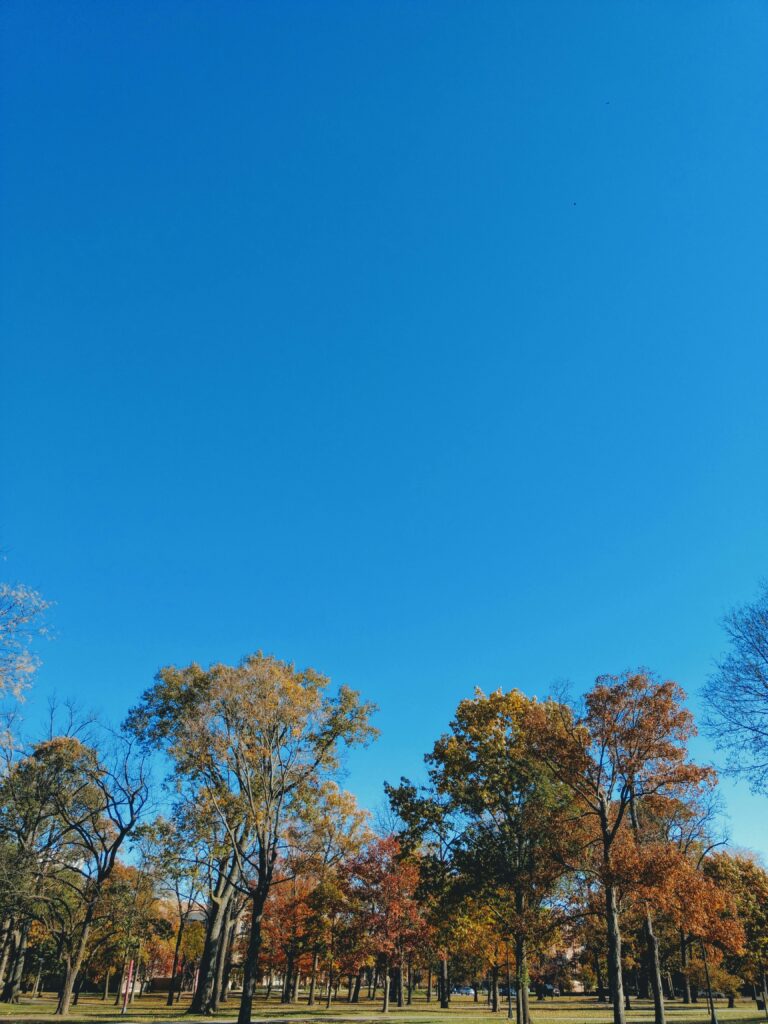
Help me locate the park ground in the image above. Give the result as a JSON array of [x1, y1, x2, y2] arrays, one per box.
[[0, 992, 766, 1024]]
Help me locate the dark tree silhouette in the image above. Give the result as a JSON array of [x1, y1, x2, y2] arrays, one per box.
[[704, 583, 768, 795]]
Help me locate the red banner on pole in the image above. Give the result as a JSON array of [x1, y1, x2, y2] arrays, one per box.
[[121, 959, 135, 1015]]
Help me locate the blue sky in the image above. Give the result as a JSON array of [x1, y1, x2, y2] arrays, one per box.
[[1, 2, 767, 853]]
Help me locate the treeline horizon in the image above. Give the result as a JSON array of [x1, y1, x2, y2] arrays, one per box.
[[0, 579, 767, 1024]]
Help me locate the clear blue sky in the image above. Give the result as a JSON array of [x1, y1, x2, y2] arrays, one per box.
[[2, 2, 767, 853]]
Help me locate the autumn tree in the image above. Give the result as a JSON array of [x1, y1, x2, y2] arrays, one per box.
[[343, 836, 426, 1013], [385, 780, 462, 1008], [394, 690, 579, 1024], [654, 852, 745, 1024], [570, 884, 611, 1002], [704, 852, 768, 1015], [0, 720, 148, 1014], [628, 781, 723, 1004], [288, 784, 370, 1006], [127, 652, 376, 1024], [528, 671, 711, 1024], [446, 898, 506, 1012], [81, 861, 169, 1003], [0, 733, 67, 1001]]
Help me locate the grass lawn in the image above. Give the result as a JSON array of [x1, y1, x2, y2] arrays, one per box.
[[0, 992, 765, 1024]]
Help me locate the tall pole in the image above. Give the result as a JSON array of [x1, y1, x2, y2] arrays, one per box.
[[121, 959, 135, 1015]]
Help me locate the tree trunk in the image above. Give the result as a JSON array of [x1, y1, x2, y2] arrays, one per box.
[[308, 953, 319, 1006], [644, 911, 666, 1024], [352, 970, 362, 1003], [31, 961, 43, 998], [638, 964, 650, 1001], [167, 917, 186, 1006], [211, 904, 234, 1012], [514, 888, 530, 1024], [407, 957, 413, 1005], [382, 958, 390, 1013], [760, 970, 768, 1023], [680, 932, 691, 1004], [282, 950, 294, 1003], [190, 858, 238, 1015], [72, 971, 85, 1007], [506, 950, 514, 1020], [440, 956, 449, 1009], [56, 903, 96, 1015], [515, 934, 530, 1024], [114, 954, 128, 1006], [596, 953, 606, 1002], [516, 973, 523, 1024], [237, 883, 269, 1024], [1, 923, 29, 1004], [604, 881, 626, 1024], [491, 964, 500, 1012], [0, 921, 13, 992], [627, 790, 663, 1024], [397, 959, 404, 1007], [427, 966, 432, 1003], [191, 914, 230, 1011], [103, 967, 111, 1001], [176, 958, 187, 1002]]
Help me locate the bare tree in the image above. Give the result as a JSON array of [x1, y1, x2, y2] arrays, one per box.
[[48, 728, 149, 1015], [703, 583, 768, 794]]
